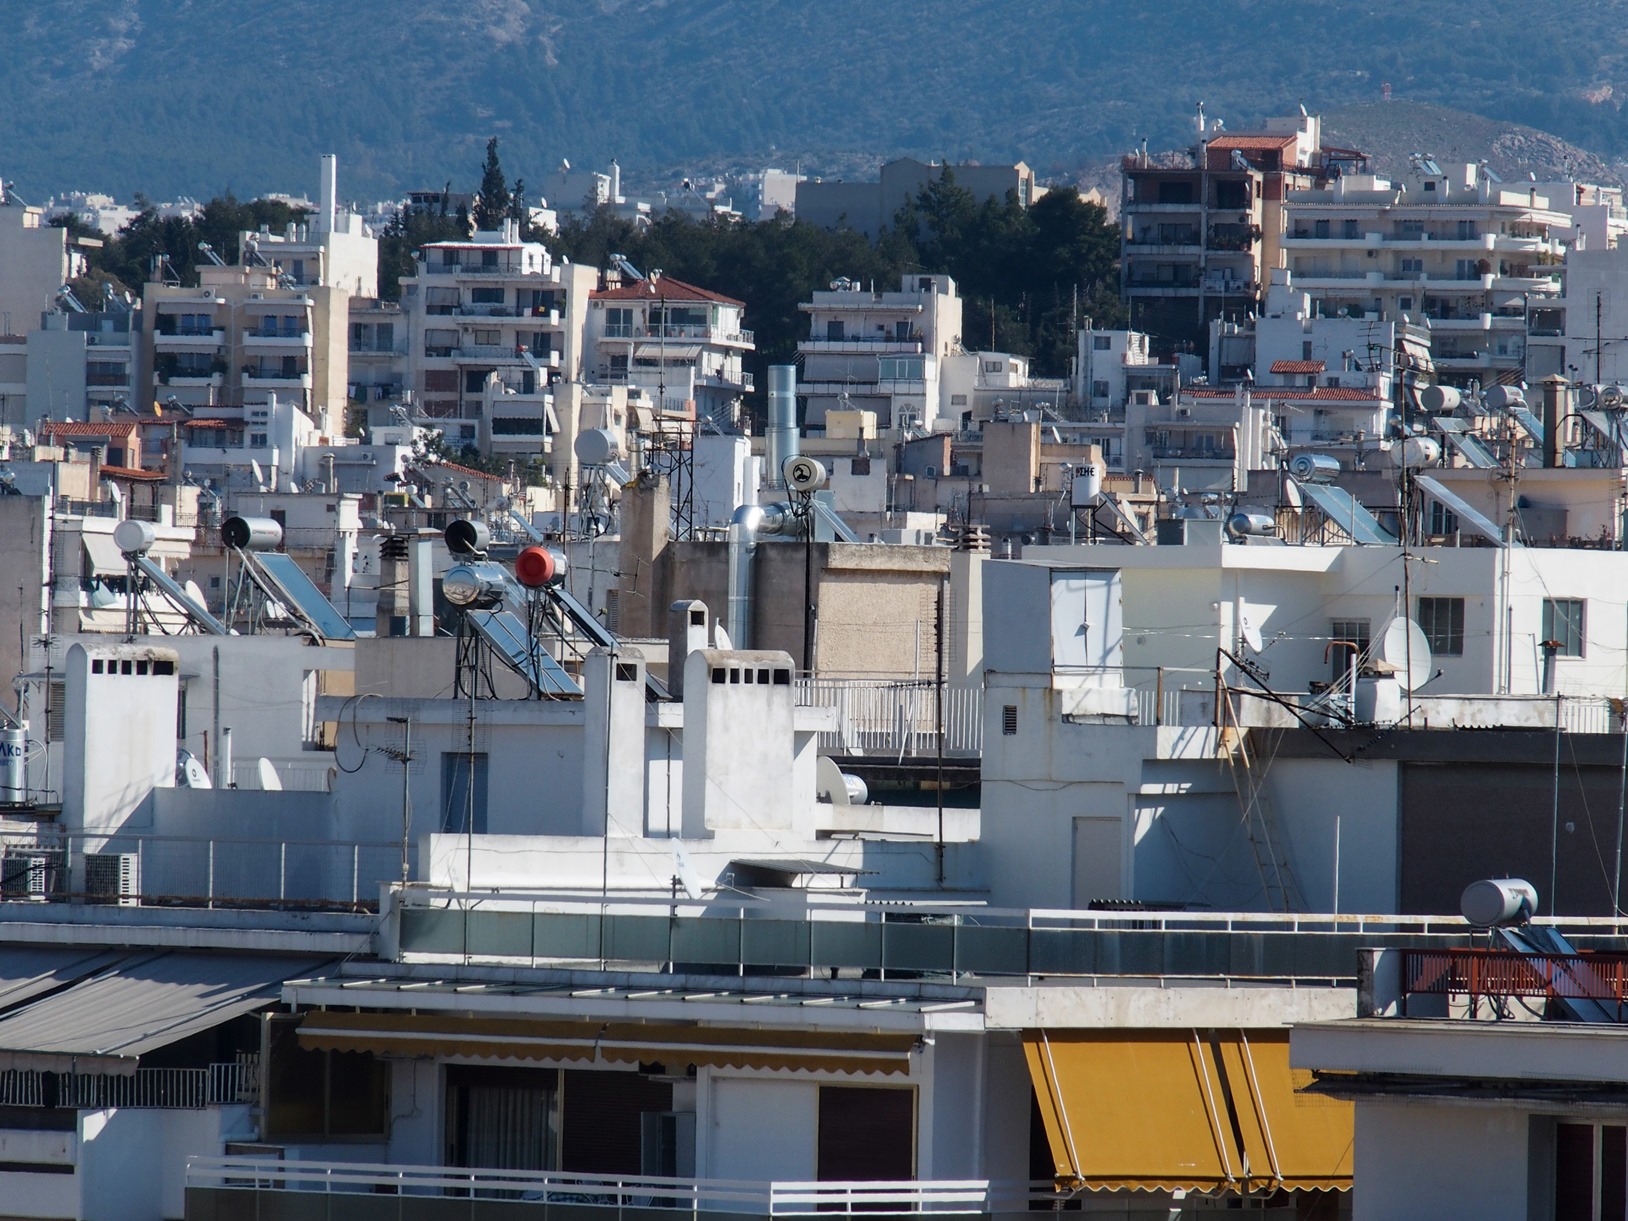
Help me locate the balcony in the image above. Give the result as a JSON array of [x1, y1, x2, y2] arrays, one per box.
[[800, 337, 924, 353], [160, 372, 224, 388], [242, 329, 310, 348], [188, 1160, 1011, 1221], [153, 328, 225, 349], [241, 368, 312, 388]]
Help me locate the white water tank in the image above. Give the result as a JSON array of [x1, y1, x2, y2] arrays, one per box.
[[1461, 878, 1538, 926], [1071, 462, 1102, 506], [0, 724, 27, 802]]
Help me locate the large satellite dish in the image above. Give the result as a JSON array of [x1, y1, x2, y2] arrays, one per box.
[[1380, 616, 1433, 691]]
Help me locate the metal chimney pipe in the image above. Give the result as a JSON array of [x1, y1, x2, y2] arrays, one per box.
[[1540, 376, 1565, 469], [725, 502, 792, 649], [319, 154, 338, 235], [765, 365, 798, 490]]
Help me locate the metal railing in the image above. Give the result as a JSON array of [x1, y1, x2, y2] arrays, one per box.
[[227, 760, 334, 792], [795, 679, 982, 758], [1400, 947, 1628, 1019], [392, 888, 1628, 985], [0, 829, 396, 911], [0, 1059, 257, 1110], [187, 1158, 1010, 1216]]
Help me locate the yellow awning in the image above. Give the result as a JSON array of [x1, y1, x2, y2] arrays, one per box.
[[299, 1011, 917, 1076], [1022, 1029, 1352, 1194]]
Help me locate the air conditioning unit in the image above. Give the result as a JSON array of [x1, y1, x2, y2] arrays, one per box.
[[1176, 407, 1193, 418], [1, 850, 61, 901], [85, 852, 140, 907]]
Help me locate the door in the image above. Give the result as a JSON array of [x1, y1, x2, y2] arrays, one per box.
[[709, 1078, 817, 1181], [1072, 816, 1122, 906]]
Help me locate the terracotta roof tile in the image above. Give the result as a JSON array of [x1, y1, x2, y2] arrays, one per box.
[[1269, 360, 1326, 374], [1183, 386, 1380, 402], [38, 420, 138, 438], [591, 276, 745, 308], [99, 465, 166, 482]]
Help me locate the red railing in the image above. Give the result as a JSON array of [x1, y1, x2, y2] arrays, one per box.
[[1402, 947, 1628, 1018]]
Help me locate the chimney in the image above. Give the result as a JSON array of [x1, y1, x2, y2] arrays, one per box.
[[1541, 376, 1566, 469], [319, 153, 338, 235]]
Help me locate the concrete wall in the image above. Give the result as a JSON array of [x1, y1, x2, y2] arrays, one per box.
[[79, 1104, 232, 1221], [1353, 1100, 1534, 1221], [63, 643, 179, 839], [0, 206, 69, 337]]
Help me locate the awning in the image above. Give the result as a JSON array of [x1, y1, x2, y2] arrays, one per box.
[[0, 948, 124, 1010], [0, 951, 328, 1076], [299, 1010, 917, 1076], [1022, 1029, 1352, 1193], [81, 532, 126, 577], [632, 343, 703, 361]]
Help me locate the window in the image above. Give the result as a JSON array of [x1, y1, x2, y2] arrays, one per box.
[[1554, 1121, 1626, 1221], [470, 286, 504, 304], [1091, 380, 1110, 399], [826, 320, 844, 341], [1313, 219, 1329, 238], [473, 329, 501, 346], [1417, 597, 1464, 656], [441, 751, 489, 834], [1092, 336, 1112, 350], [264, 1015, 389, 1138], [984, 361, 1004, 373], [1328, 618, 1370, 679], [249, 432, 268, 448], [1342, 219, 1360, 238], [1543, 598, 1585, 657]]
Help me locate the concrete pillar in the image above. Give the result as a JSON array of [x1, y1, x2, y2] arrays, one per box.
[[615, 474, 670, 638], [580, 647, 647, 836]]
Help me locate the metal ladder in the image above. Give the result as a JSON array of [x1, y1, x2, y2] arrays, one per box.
[[1218, 683, 1303, 913]]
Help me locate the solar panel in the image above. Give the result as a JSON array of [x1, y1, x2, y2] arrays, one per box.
[[1413, 474, 1515, 547], [1294, 481, 1397, 545], [1582, 411, 1627, 462], [468, 608, 581, 697], [248, 552, 357, 641], [1431, 418, 1500, 468], [131, 554, 230, 635]]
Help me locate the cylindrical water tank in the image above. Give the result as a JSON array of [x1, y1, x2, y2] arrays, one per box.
[[0, 724, 27, 803], [1228, 512, 1277, 537], [514, 545, 567, 588], [842, 773, 869, 806], [444, 519, 491, 556], [1288, 453, 1341, 483], [765, 365, 798, 489], [221, 516, 284, 551], [1390, 436, 1442, 469], [573, 428, 621, 466], [1461, 878, 1539, 926], [442, 562, 508, 609], [1482, 384, 1526, 411], [1071, 463, 1102, 506], [1419, 385, 1463, 413], [112, 518, 157, 555]]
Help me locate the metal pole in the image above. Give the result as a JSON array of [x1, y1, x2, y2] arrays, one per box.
[[1614, 710, 1627, 916], [1552, 693, 1563, 915], [935, 578, 946, 885]]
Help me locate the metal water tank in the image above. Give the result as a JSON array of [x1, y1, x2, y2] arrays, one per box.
[[1460, 878, 1538, 926], [1287, 453, 1340, 483], [112, 519, 157, 555], [1071, 463, 1102, 506], [221, 516, 284, 551], [444, 519, 491, 556], [0, 724, 27, 802], [1419, 385, 1463, 413]]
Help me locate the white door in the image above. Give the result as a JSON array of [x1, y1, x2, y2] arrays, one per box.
[[708, 1077, 818, 1181], [1072, 816, 1122, 906]]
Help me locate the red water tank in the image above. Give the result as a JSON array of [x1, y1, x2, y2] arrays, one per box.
[[514, 545, 557, 588]]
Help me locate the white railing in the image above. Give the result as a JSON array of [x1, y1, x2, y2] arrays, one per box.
[[228, 760, 334, 792], [0, 1060, 257, 1109], [796, 679, 982, 758], [186, 1158, 1001, 1215]]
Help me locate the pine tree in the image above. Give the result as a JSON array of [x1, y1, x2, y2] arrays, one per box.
[[473, 137, 511, 231]]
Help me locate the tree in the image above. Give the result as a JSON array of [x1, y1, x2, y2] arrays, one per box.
[[473, 137, 511, 231]]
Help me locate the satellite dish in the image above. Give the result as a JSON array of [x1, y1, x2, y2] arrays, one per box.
[[1240, 612, 1264, 654], [671, 841, 706, 900], [256, 758, 283, 791], [712, 623, 733, 650], [175, 748, 212, 789], [816, 756, 851, 806], [182, 579, 208, 609], [1381, 616, 1433, 691], [250, 459, 267, 490]]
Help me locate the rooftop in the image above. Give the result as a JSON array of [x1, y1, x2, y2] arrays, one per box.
[[592, 275, 745, 308]]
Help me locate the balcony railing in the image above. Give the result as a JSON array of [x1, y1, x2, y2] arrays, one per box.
[[187, 1160, 1009, 1218], [795, 679, 982, 758], [1397, 946, 1628, 1019], [0, 1060, 257, 1110]]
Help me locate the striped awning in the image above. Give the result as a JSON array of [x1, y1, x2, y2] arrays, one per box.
[[299, 1010, 917, 1076], [1022, 1029, 1353, 1193]]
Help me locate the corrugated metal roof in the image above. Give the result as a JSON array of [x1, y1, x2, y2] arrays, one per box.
[[0, 948, 124, 1012], [0, 951, 329, 1075]]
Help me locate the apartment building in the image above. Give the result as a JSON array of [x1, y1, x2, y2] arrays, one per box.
[[26, 307, 136, 422], [1120, 112, 1334, 345], [0, 197, 81, 338], [1074, 326, 1183, 416], [238, 155, 379, 298], [585, 273, 754, 425], [1283, 161, 1571, 387], [797, 274, 962, 432], [796, 158, 1040, 240], [136, 265, 348, 436], [398, 223, 594, 433]]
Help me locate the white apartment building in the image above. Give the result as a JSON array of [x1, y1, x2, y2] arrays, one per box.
[[585, 273, 754, 425], [798, 274, 962, 432], [0, 197, 80, 337], [399, 222, 595, 430], [1283, 161, 1571, 387], [346, 298, 405, 407], [27, 308, 137, 422], [1526, 242, 1628, 383], [1074, 326, 1182, 416], [237, 155, 379, 298]]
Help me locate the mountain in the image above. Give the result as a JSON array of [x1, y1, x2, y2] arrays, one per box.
[[5, 1, 1628, 202]]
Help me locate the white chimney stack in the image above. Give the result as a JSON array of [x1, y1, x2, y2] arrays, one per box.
[[319, 153, 338, 235]]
